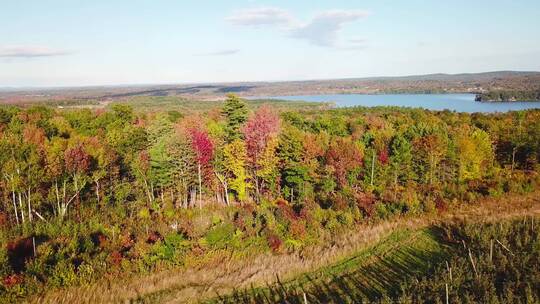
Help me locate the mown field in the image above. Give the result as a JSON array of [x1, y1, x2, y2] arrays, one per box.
[[213, 216, 540, 304]]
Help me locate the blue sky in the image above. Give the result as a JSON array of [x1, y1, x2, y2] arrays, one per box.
[[1, 0, 539, 87]]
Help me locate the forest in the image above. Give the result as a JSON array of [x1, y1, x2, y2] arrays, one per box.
[[0, 94, 539, 302], [475, 90, 540, 102]]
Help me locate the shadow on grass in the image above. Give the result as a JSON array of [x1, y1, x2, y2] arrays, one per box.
[[211, 225, 456, 303]]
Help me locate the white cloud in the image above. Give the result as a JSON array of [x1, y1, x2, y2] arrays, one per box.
[[291, 10, 370, 47], [196, 49, 240, 56], [0, 45, 74, 58], [226, 7, 293, 27], [226, 8, 370, 49]]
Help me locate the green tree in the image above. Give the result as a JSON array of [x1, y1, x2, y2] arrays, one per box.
[[222, 94, 248, 142]]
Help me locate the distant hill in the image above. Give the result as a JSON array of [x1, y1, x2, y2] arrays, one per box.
[[2, 71, 540, 104]]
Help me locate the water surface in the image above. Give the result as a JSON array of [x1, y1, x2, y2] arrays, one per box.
[[259, 94, 540, 113]]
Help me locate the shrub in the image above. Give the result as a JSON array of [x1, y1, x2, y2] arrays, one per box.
[[204, 223, 236, 248]]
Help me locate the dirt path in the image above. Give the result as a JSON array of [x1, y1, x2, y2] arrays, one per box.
[[30, 192, 540, 304]]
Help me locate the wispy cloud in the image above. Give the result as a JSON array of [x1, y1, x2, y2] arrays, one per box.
[[0, 45, 74, 58], [196, 49, 240, 56], [291, 10, 370, 47], [226, 7, 293, 27], [226, 7, 370, 49]]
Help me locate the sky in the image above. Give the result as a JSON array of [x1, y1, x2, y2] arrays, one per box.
[[1, 0, 540, 87]]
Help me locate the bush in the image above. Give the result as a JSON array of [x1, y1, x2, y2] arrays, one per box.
[[204, 223, 236, 249]]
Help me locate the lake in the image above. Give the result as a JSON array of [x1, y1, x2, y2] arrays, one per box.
[[259, 94, 540, 113]]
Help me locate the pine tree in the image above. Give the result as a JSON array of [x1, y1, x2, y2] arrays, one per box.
[[222, 94, 248, 142]]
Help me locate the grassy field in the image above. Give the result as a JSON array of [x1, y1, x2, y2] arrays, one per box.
[[213, 226, 453, 303], [27, 192, 537, 304], [213, 216, 540, 303]]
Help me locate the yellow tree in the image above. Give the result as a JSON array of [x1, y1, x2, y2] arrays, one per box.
[[456, 126, 494, 182], [223, 139, 249, 202]]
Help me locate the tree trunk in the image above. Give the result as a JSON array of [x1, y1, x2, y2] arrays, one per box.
[[11, 189, 19, 226], [143, 178, 152, 204], [18, 192, 25, 224], [27, 187, 32, 222], [150, 182, 155, 202], [74, 175, 79, 205], [55, 180, 60, 217], [224, 183, 229, 206], [95, 179, 100, 205]]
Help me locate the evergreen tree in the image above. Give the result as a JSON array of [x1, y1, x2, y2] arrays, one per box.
[[222, 94, 248, 142]]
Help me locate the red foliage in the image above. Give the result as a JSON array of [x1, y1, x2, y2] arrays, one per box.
[[267, 234, 283, 253], [378, 149, 389, 165], [95, 108, 106, 116], [90, 232, 108, 249], [23, 124, 46, 148], [326, 138, 363, 187], [64, 145, 91, 174], [146, 231, 163, 244], [189, 128, 214, 177], [242, 106, 280, 164], [2, 274, 24, 288], [275, 198, 299, 222], [138, 150, 150, 172], [289, 221, 306, 238], [109, 251, 123, 266], [120, 233, 136, 253], [355, 192, 376, 217], [0, 211, 7, 227], [435, 196, 448, 213]]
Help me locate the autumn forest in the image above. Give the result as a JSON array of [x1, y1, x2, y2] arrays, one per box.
[[0, 94, 539, 302]]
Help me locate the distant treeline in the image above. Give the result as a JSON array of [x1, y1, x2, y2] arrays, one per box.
[[475, 90, 540, 102]]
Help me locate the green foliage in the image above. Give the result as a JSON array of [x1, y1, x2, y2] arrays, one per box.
[[147, 233, 189, 265], [476, 90, 540, 102], [0, 102, 539, 302], [204, 223, 236, 248], [222, 94, 248, 141]]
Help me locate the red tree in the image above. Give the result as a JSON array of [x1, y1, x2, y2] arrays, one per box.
[[326, 138, 363, 188], [189, 128, 214, 208], [243, 106, 280, 163], [65, 145, 90, 175], [242, 106, 280, 197], [64, 144, 91, 209]]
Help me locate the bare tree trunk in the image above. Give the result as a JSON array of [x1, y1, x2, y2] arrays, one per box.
[[27, 187, 32, 222], [190, 188, 197, 208], [74, 175, 79, 205], [215, 172, 229, 206], [55, 180, 60, 217], [95, 179, 100, 205], [18, 192, 25, 224], [223, 183, 229, 206], [11, 189, 19, 226], [142, 178, 152, 204]]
